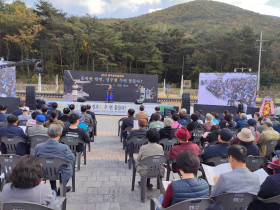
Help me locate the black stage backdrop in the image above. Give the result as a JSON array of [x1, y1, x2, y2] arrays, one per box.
[[64, 70, 158, 103]]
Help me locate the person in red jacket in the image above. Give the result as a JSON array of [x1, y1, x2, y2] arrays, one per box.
[[167, 127, 201, 173]]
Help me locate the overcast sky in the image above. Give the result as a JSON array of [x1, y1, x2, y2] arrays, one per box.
[[5, 0, 280, 18]]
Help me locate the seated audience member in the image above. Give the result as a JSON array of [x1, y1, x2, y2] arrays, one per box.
[[12, 102, 24, 117], [44, 111, 64, 128], [258, 119, 280, 156], [268, 150, 280, 174], [220, 110, 229, 121], [81, 105, 93, 127], [121, 108, 137, 139], [254, 112, 260, 121], [26, 111, 41, 127], [202, 128, 232, 161], [177, 111, 187, 125], [86, 105, 96, 121], [168, 127, 200, 173], [198, 110, 205, 122], [135, 105, 148, 121], [41, 105, 50, 121], [149, 106, 164, 122], [69, 104, 79, 116], [62, 114, 90, 152], [137, 129, 164, 190], [202, 113, 216, 131], [256, 116, 264, 132], [211, 145, 260, 197], [47, 102, 62, 119], [224, 113, 236, 129], [234, 111, 244, 122], [212, 113, 219, 125], [232, 128, 259, 156], [149, 113, 164, 129], [127, 119, 148, 139], [0, 104, 10, 121], [35, 103, 42, 114], [2, 155, 55, 206], [60, 107, 71, 123], [205, 125, 219, 145], [159, 118, 176, 140], [18, 107, 32, 121], [187, 113, 201, 132], [0, 115, 28, 155], [180, 108, 191, 124], [236, 113, 247, 129], [270, 114, 279, 128], [246, 118, 261, 143], [34, 124, 75, 194], [171, 114, 182, 129], [27, 115, 48, 137], [77, 113, 88, 131], [159, 150, 209, 208]]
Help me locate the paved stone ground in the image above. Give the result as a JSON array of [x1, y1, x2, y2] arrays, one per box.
[[66, 115, 163, 210]]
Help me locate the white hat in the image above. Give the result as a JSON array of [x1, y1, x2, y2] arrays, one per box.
[[237, 128, 254, 142]]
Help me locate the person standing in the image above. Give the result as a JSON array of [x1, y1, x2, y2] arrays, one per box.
[[72, 81, 78, 102]]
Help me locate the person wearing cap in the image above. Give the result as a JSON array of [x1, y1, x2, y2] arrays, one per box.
[[18, 107, 32, 121], [236, 113, 247, 129], [61, 114, 89, 152], [159, 118, 176, 140], [211, 145, 260, 198], [27, 115, 48, 137], [258, 118, 280, 157], [44, 110, 64, 128], [26, 111, 41, 127], [77, 113, 88, 131], [167, 127, 200, 173], [270, 114, 279, 128], [246, 118, 260, 143], [232, 128, 259, 156], [202, 128, 232, 161], [202, 113, 216, 131]]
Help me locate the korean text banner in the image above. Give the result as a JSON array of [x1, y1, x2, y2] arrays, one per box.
[[63, 70, 158, 103]]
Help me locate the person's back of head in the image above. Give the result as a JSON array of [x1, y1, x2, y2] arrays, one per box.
[[69, 104, 75, 111], [18, 102, 25, 108], [81, 105, 87, 113], [180, 108, 187, 114], [210, 125, 218, 132], [155, 106, 160, 112], [48, 124, 63, 139], [223, 110, 229, 116], [263, 118, 273, 129], [35, 103, 42, 110], [139, 105, 145, 111], [41, 105, 48, 114], [172, 113, 179, 122], [51, 102, 58, 109], [240, 113, 247, 120], [191, 113, 199, 122], [0, 104, 7, 112], [214, 113, 219, 119], [10, 155, 42, 189], [86, 104, 91, 111], [128, 108, 135, 116], [206, 113, 213, 122], [138, 119, 147, 128], [176, 150, 200, 175], [228, 145, 247, 166], [179, 111, 185, 119], [69, 113, 79, 125], [63, 107, 70, 115], [164, 118, 173, 128], [153, 113, 161, 121], [219, 120, 228, 129], [146, 128, 160, 143], [49, 110, 58, 123], [170, 109, 176, 116], [198, 110, 203, 116], [31, 111, 40, 120], [7, 115, 18, 125], [258, 116, 263, 124], [218, 128, 232, 142], [224, 113, 233, 122]]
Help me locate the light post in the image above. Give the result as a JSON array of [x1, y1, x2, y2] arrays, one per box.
[[234, 67, 252, 73]]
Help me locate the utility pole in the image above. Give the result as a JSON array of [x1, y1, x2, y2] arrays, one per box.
[[180, 55, 184, 96]]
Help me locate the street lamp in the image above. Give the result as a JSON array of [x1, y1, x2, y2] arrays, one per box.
[[234, 67, 252, 73]]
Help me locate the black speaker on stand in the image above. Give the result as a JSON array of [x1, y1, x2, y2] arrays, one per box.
[[25, 86, 36, 110], [181, 93, 190, 114]]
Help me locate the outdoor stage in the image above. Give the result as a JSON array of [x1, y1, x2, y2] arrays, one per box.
[[46, 100, 175, 116]]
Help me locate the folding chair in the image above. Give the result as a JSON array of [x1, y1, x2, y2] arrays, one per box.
[[125, 135, 147, 169], [118, 117, 125, 137], [246, 155, 267, 172], [39, 156, 71, 197], [0, 120, 7, 127], [18, 120, 28, 126], [3, 198, 67, 210], [191, 128, 204, 147], [122, 126, 133, 149], [150, 197, 213, 210], [259, 140, 278, 159], [29, 135, 49, 155], [158, 138, 179, 155], [0, 136, 26, 154], [204, 156, 228, 166], [131, 155, 168, 203]]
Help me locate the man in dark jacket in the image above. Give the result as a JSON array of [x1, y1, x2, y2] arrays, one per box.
[[86, 104, 96, 121], [12, 102, 24, 117], [121, 108, 137, 139], [47, 102, 62, 119], [149, 106, 164, 122], [159, 118, 175, 140]]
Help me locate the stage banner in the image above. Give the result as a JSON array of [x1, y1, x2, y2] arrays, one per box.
[[198, 73, 257, 107], [0, 61, 16, 97], [63, 70, 158, 103]]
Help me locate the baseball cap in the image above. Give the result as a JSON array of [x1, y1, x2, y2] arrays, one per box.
[[22, 107, 30, 111], [35, 115, 46, 122], [218, 128, 232, 141], [247, 118, 257, 126]]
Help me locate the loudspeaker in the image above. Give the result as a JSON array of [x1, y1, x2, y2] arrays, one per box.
[[77, 97, 86, 102], [181, 93, 190, 114], [0, 97, 20, 114], [26, 86, 36, 110]]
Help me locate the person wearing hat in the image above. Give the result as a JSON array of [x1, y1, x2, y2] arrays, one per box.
[[258, 118, 280, 157], [246, 118, 260, 143], [18, 107, 32, 121], [270, 114, 279, 128], [202, 128, 232, 161], [167, 127, 200, 173], [159, 118, 176, 140], [202, 113, 216, 131], [232, 128, 259, 156], [27, 115, 48, 137]]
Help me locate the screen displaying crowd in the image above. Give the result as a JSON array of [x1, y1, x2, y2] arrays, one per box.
[[198, 73, 257, 107], [0, 67, 16, 97]]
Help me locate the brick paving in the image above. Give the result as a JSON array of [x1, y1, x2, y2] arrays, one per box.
[[66, 115, 162, 210]]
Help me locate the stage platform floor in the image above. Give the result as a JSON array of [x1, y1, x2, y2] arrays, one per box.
[[46, 100, 174, 116]]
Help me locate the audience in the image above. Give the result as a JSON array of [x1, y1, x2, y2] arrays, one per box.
[[77, 113, 88, 131], [135, 105, 148, 121], [47, 102, 62, 119], [224, 113, 236, 128], [127, 119, 148, 139], [211, 145, 260, 197], [256, 116, 264, 133], [213, 113, 219, 125], [258, 118, 280, 156], [18, 107, 32, 121], [202, 128, 232, 161], [159, 118, 176, 139], [180, 108, 191, 124], [137, 129, 164, 190], [246, 118, 261, 143], [121, 108, 137, 139], [270, 114, 279, 128], [177, 111, 187, 125], [171, 114, 182, 129], [61, 107, 71, 123], [69, 104, 79, 116], [0, 104, 10, 121], [28, 115, 48, 137], [187, 113, 201, 131], [197, 110, 205, 122], [2, 155, 56, 206], [149, 113, 164, 129], [35, 103, 42, 114], [205, 125, 219, 145], [149, 106, 164, 122], [236, 113, 247, 129], [41, 105, 50, 121], [26, 111, 41, 127], [86, 104, 96, 121], [44, 110, 64, 128], [12, 102, 24, 116], [168, 127, 200, 173], [159, 150, 209, 208], [34, 124, 75, 194], [202, 113, 216, 131]]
